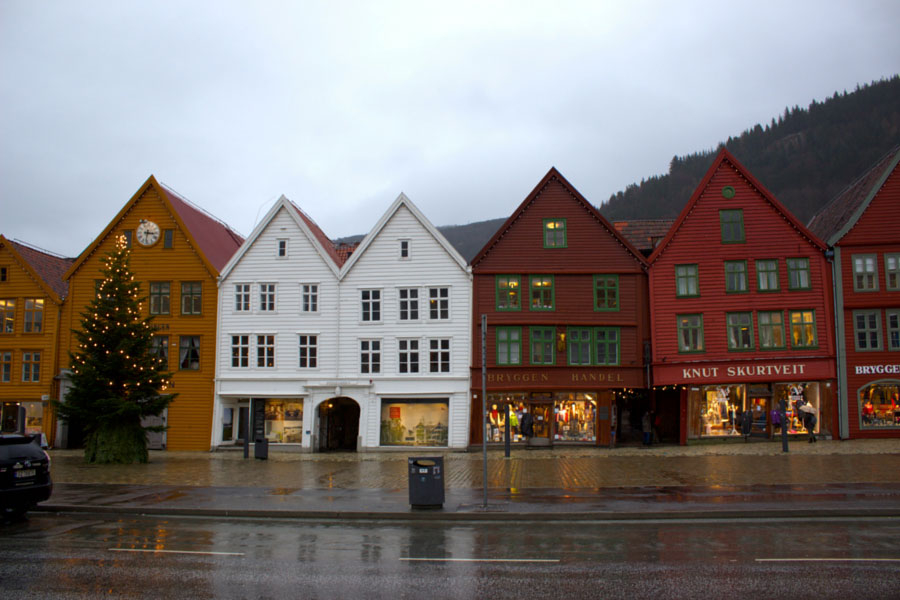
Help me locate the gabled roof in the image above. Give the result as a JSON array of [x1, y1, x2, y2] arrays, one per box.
[[0, 235, 74, 302], [647, 149, 826, 263], [340, 193, 468, 276], [471, 167, 648, 268], [614, 219, 675, 254], [218, 195, 343, 281], [807, 146, 900, 245], [64, 175, 243, 280]]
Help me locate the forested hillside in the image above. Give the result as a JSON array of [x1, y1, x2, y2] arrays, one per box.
[[601, 76, 900, 223]]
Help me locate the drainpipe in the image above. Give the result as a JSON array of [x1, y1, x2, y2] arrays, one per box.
[[828, 247, 849, 440]]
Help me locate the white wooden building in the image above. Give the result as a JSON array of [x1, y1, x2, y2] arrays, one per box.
[[213, 194, 472, 451]]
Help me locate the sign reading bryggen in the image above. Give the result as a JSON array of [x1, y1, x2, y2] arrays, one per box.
[[485, 368, 643, 388], [654, 358, 836, 385]]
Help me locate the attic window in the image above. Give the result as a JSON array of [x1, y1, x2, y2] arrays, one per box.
[[0, 267, 6, 282], [163, 229, 174, 249], [123, 230, 133, 247], [277, 239, 288, 258], [399, 240, 410, 259], [543, 219, 567, 248]]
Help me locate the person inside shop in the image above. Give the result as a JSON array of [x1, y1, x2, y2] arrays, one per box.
[[862, 399, 875, 425], [642, 410, 653, 446], [521, 407, 534, 439], [741, 408, 753, 441]]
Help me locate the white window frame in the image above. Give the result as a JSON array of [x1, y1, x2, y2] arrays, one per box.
[[361, 289, 382, 323], [234, 284, 251, 312], [429, 338, 450, 373], [360, 339, 381, 374], [231, 334, 250, 368], [399, 288, 419, 321], [256, 334, 275, 368], [301, 283, 319, 313], [298, 334, 318, 369], [276, 239, 288, 258], [259, 284, 277, 312], [398, 338, 420, 374], [428, 287, 450, 320]]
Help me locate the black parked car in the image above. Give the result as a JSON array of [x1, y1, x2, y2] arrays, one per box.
[[1, 433, 52, 521]]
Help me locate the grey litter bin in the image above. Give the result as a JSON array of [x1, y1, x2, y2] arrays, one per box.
[[254, 437, 269, 460], [408, 456, 444, 508]]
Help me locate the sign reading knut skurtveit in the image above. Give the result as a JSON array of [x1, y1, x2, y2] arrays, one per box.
[[654, 358, 836, 385]]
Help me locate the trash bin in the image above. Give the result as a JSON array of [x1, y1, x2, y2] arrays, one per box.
[[254, 437, 268, 460], [408, 456, 444, 508]]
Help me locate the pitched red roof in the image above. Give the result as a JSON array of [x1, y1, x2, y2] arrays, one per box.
[[159, 184, 244, 272], [334, 242, 359, 264], [807, 146, 900, 244], [286, 201, 345, 266], [5, 237, 74, 300], [613, 219, 675, 254]]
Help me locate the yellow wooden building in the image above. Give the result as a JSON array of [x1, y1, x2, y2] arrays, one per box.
[[55, 176, 243, 451], [0, 235, 72, 442]]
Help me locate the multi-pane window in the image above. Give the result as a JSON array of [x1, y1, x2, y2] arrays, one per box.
[[277, 239, 288, 258], [234, 284, 251, 312], [495, 276, 520, 311], [22, 298, 44, 333], [724, 261, 748, 293], [719, 209, 745, 243], [529, 276, 554, 311], [530, 327, 555, 365], [231, 335, 249, 368], [567, 327, 592, 365], [1, 351, 11, 382], [22, 351, 40, 382], [594, 328, 620, 365], [726, 312, 754, 351], [543, 218, 567, 248], [299, 335, 317, 368], [163, 229, 174, 249], [675, 265, 699, 297], [301, 284, 318, 313], [786, 258, 811, 290], [853, 255, 878, 291], [0, 299, 13, 333], [399, 288, 419, 321], [398, 339, 419, 373], [853, 310, 882, 351], [149, 282, 170, 315], [360, 340, 381, 374], [429, 339, 450, 373], [886, 254, 900, 291], [179, 336, 200, 370], [593, 275, 619, 311], [756, 259, 779, 291], [758, 311, 785, 350], [361, 290, 381, 322], [399, 240, 410, 259], [259, 284, 276, 312], [429, 287, 449, 320], [181, 282, 202, 315], [789, 310, 817, 349], [677, 314, 704, 353], [887, 310, 900, 351], [496, 327, 521, 366], [256, 335, 275, 368], [151, 335, 169, 368]]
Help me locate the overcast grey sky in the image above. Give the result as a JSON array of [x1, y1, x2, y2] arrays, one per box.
[[2, 0, 898, 257]]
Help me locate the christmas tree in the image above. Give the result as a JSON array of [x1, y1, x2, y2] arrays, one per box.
[[55, 235, 175, 463]]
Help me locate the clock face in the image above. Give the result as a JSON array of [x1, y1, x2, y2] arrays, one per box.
[[136, 220, 161, 246]]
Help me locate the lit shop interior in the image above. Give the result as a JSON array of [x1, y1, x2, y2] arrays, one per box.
[[858, 381, 900, 429], [484, 392, 598, 443]]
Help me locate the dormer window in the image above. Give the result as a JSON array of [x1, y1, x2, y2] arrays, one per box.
[[399, 240, 410, 259]]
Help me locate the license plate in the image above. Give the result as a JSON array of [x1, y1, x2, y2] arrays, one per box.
[[15, 469, 36, 478]]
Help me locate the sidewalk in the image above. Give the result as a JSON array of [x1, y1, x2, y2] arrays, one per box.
[[38, 439, 900, 521]]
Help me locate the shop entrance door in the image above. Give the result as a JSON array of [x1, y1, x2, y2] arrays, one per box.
[[528, 402, 552, 444], [318, 397, 360, 452], [749, 387, 771, 438]]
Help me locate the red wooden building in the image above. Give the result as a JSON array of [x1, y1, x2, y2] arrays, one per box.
[[808, 146, 900, 439], [469, 168, 650, 447], [648, 149, 837, 443]]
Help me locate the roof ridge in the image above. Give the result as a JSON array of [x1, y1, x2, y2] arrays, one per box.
[[10, 238, 73, 260], [158, 181, 245, 240]]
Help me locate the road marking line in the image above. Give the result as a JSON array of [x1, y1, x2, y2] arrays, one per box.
[[756, 558, 900, 563], [401, 558, 559, 563], [108, 548, 244, 557]]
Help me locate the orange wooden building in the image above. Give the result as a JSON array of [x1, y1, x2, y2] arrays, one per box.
[[54, 176, 243, 451], [0, 236, 73, 443]]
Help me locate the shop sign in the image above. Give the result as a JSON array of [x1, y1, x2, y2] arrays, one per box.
[[855, 364, 900, 376], [681, 363, 807, 380], [485, 371, 626, 384]]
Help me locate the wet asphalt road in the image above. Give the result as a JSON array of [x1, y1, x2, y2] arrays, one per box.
[[3, 514, 899, 599]]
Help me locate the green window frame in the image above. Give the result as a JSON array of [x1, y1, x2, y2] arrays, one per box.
[[677, 314, 704, 353], [181, 282, 202, 315], [529, 275, 554, 311], [593, 327, 620, 365], [886, 254, 900, 291], [149, 282, 170, 315], [566, 327, 592, 365], [529, 327, 555, 365], [853, 254, 879, 292], [786, 258, 811, 290], [726, 312, 754, 351], [675, 264, 699, 297], [593, 275, 619, 311], [719, 209, 745, 243], [495, 275, 521, 311], [724, 261, 748, 293], [887, 309, 900, 351], [758, 311, 785, 350], [789, 310, 818, 349], [853, 310, 882, 351], [756, 259, 780, 292], [0, 351, 10, 382], [496, 327, 521, 366], [543, 219, 567, 248]]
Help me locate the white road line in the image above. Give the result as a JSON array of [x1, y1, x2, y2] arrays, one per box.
[[401, 558, 559, 563], [756, 558, 900, 563], [108, 548, 244, 557]]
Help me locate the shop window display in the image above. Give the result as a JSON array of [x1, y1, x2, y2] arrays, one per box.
[[485, 393, 528, 442], [553, 393, 597, 442], [263, 399, 304, 443], [380, 400, 449, 446], [695, 384, 746, 437], [773, 382, 820, 435], [858, 381, 900, 428]]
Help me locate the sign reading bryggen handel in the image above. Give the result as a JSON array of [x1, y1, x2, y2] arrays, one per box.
[[654, 359, 835, 385], [855, 364, 900, 376]]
